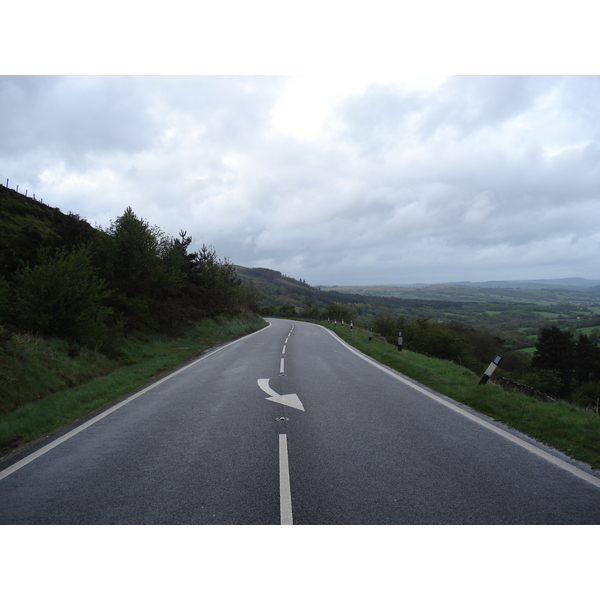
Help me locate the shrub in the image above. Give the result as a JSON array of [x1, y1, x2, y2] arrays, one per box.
[[12, 246, 114, 349]]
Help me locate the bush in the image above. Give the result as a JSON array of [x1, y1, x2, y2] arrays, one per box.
[[0, 276, 10, 323], [372, 314, 399, 341], [12, 246, 114, 349], [517, 369, 564, 397], [323, 302, 353, 323], [406, 318, 467, 362]]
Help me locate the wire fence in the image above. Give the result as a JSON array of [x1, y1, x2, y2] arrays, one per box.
[[0, 176, 46, 204]]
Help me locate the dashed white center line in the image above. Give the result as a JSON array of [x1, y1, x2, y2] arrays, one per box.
[[279, 433, 293, 525], [278, 325, 297, 524]]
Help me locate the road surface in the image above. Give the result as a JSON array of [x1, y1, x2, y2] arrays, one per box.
[[1, 318, 599, 524]]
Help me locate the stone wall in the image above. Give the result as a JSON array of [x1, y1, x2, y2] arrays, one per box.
[[490, 375, 557, 403]]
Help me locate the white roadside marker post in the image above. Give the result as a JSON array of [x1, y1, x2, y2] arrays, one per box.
[[478, 354, 503, 385], [369, 327, 373, 342], [398, 330, 403, 351]]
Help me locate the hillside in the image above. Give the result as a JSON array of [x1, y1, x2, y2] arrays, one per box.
[[0, 184, 99, 280], [321, 282, 600, 305], [453, 278, 600, 291], [0, 183, 257, 343], [1, 183, 266, 426], [235, 265, 468, 320]]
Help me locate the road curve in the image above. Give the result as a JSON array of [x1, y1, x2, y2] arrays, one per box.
[[1, 318, 599, 524]]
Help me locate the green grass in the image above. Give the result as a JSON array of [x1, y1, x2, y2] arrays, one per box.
[[0, 316, 267, 456], [321, 322, 600, 470], [576, 325, 600, 335], [0, 332, 117, 415]]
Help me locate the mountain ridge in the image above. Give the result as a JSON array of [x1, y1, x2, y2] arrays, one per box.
[[325, 278, 600, 292]]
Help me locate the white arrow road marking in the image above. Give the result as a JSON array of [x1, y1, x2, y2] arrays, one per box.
[[257, 379, 305, 411]]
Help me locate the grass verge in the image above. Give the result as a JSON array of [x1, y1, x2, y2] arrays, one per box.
[[321, 322, 600, 470], [0, 316, 267, 458]]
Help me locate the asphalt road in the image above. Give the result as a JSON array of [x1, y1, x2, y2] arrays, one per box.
[[1, 318, 599, 524]]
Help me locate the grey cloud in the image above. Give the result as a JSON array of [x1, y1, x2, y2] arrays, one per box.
[[418, 76, 551, 138], [2, 75, 599, 286], [0, 76, 158, 164]]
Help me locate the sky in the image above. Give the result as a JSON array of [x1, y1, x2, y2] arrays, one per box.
[[2, 4, 599, 288]]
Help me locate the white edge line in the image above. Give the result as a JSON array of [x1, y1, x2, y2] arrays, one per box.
[[322, 325, 600, 490], [279, 433, 293, 525], [0, 321, 272, 482]]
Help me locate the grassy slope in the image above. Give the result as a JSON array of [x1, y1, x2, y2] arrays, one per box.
[[0, 317, 267, 458], [318, 321, 600, 470]]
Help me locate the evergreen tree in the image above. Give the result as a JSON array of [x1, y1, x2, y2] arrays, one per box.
[[532, 327, 576, 396], [574, 333, 600, 385], [12, 246, 113, 348]]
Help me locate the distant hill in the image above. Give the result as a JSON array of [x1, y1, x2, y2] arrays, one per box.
[[342, 278, 600, 292], [235, 265, 363, 309], [319, 280, 600, 307], [234, 266, 465, 317], [450, 278, 600, 291]]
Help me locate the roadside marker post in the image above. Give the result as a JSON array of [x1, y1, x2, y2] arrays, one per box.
[[398, 331, 403, 351], [369, 327, 373, 342], [478, 354, 503, 385]]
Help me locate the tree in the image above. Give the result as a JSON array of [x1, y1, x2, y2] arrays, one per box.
[[104, 206, 160, 285], [323, 302, 353, 323], [278, 305, 297, 317], [190, 244, 242, 317], [12, 246, 114, 348], [0, 276, 10, 324], [372, 313, 397, 339], [301, 301, 321, 320], [574, 333, 600, 385], [532, 327, 576, 397], [407, 318, 466, 362], [372, 313, 408, 344]]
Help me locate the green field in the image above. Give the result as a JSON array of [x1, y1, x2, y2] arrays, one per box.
[[317, 283, 600, 351]]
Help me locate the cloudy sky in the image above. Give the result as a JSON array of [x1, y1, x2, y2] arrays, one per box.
[[2, 5, 599, 286]]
